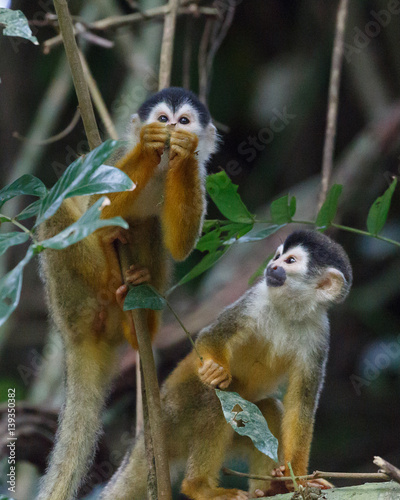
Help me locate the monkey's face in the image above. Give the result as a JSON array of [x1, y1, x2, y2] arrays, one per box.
[[266, 232, 351, 306], [266, 243, 310, 290]]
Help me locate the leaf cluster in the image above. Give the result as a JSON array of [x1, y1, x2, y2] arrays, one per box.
[[0, 140, 133, 327]]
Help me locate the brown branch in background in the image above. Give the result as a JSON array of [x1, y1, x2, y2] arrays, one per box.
[[222, 467, 390, 483], [199, 0, 236, 103], [43, 4, 218, 54], [374, 456, 400, 485], [78, 49, 119, 140], [159, 0, 180, 90], [12, 108, 81, 146], [198, 18, 213, 103], [317, 0, 349, 210], [53, 0, 102, 150], [182, 16, 194, 89]]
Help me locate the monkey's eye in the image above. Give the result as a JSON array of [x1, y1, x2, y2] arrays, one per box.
[[179, 116, 190, 124], [158, 115, 168, 123], [285, 256, 296, 264]]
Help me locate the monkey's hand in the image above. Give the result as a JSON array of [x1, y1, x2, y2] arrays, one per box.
[[169, 129, 198, 164], [198, 358, 232, 389], [115, 265, 151, 310], [141, 122, 169, 159]]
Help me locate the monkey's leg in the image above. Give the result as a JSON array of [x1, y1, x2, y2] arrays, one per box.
[[181, 391, 247, 500], [37, 337, 117, 500], [98, 434, 147, 500], [242, 398, 286, 498]]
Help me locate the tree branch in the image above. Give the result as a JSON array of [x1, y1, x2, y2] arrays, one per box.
[[43, 4, 218, 54], [222, 467, 390, 483], [53, 0, 102, 150], [159, 0, 180, 90], [78, 49, 119, 140], [317, 0, 349, 210], [374, 457, 400, 485]]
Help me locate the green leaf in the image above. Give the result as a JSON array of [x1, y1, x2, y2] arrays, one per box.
[[35, 197, 128, 251], [0, 174, 47, 209], [15, 199, 41, 221], [35, 140, 133, 226], [67, 164, 134, 197], [367, 178, 398, 236], [248, 255, 273, 285], [315, 184, 343, 228], [231, 224, 285, 244], [270, 195, 296, 224], [175, 249, 228, 288], [123, 284, 166, 311], [0, 232, 30, 256], [215, 389, 279, 462], [171, 221, 253, 291], [206, 172, 254, 223], [0, 8, 39, 45], [0, 247, 34, 327]]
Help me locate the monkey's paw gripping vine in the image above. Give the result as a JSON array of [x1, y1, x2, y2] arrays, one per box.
[[198, 358, 232, 389]]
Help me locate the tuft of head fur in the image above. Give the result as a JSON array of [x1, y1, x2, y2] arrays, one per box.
[[137, 87, 211, 127], [283, 230, 353, 302]]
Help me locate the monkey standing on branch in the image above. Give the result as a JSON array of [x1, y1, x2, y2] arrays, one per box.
[[37, 87, 217, 500], [101, 230, 352, 500]]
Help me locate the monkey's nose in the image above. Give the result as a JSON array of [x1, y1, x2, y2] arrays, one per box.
[[266, 265, 286, 287]]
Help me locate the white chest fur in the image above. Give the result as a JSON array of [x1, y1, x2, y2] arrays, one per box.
[[132, 152, 169, 219]]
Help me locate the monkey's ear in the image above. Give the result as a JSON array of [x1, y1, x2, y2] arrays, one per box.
[[315, 268, 347, 304], [206, 122, 220, 155], [130, 113, 142, 146]]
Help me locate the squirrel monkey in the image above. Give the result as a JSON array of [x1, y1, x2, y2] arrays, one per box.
[[36, 88, 217, 500], [100, 230, 352, 500]]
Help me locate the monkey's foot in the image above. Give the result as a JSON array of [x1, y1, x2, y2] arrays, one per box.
[[198, 358, 232, 389], [101, 226, 129, 245], [115, 266, 151, 310], [125, 264, 151, 286], [208, 487, 248, 500]]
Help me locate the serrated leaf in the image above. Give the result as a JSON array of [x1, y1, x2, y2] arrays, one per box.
[[206, 172, 254, 223], [315, 184, 343, 228], [0, 232, 30, 256], [0, 247, 34, 327], [215, 389, 279, 462], [35, 197, 128, 251], [35, 140, 133, 226], [0, 8, 38, 45], [0, 174, 47, 209], [270, 195, 296, 224], [367, 178, 398, 236], [123, 284, 166, 311]]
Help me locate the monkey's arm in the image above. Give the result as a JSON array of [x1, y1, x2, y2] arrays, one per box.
[[161, 129, 205, 261], [281, 353, 327, 476], [93, 122, 169, 220]]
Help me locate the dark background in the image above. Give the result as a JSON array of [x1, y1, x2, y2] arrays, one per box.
[[0, 0, 400, 498]]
